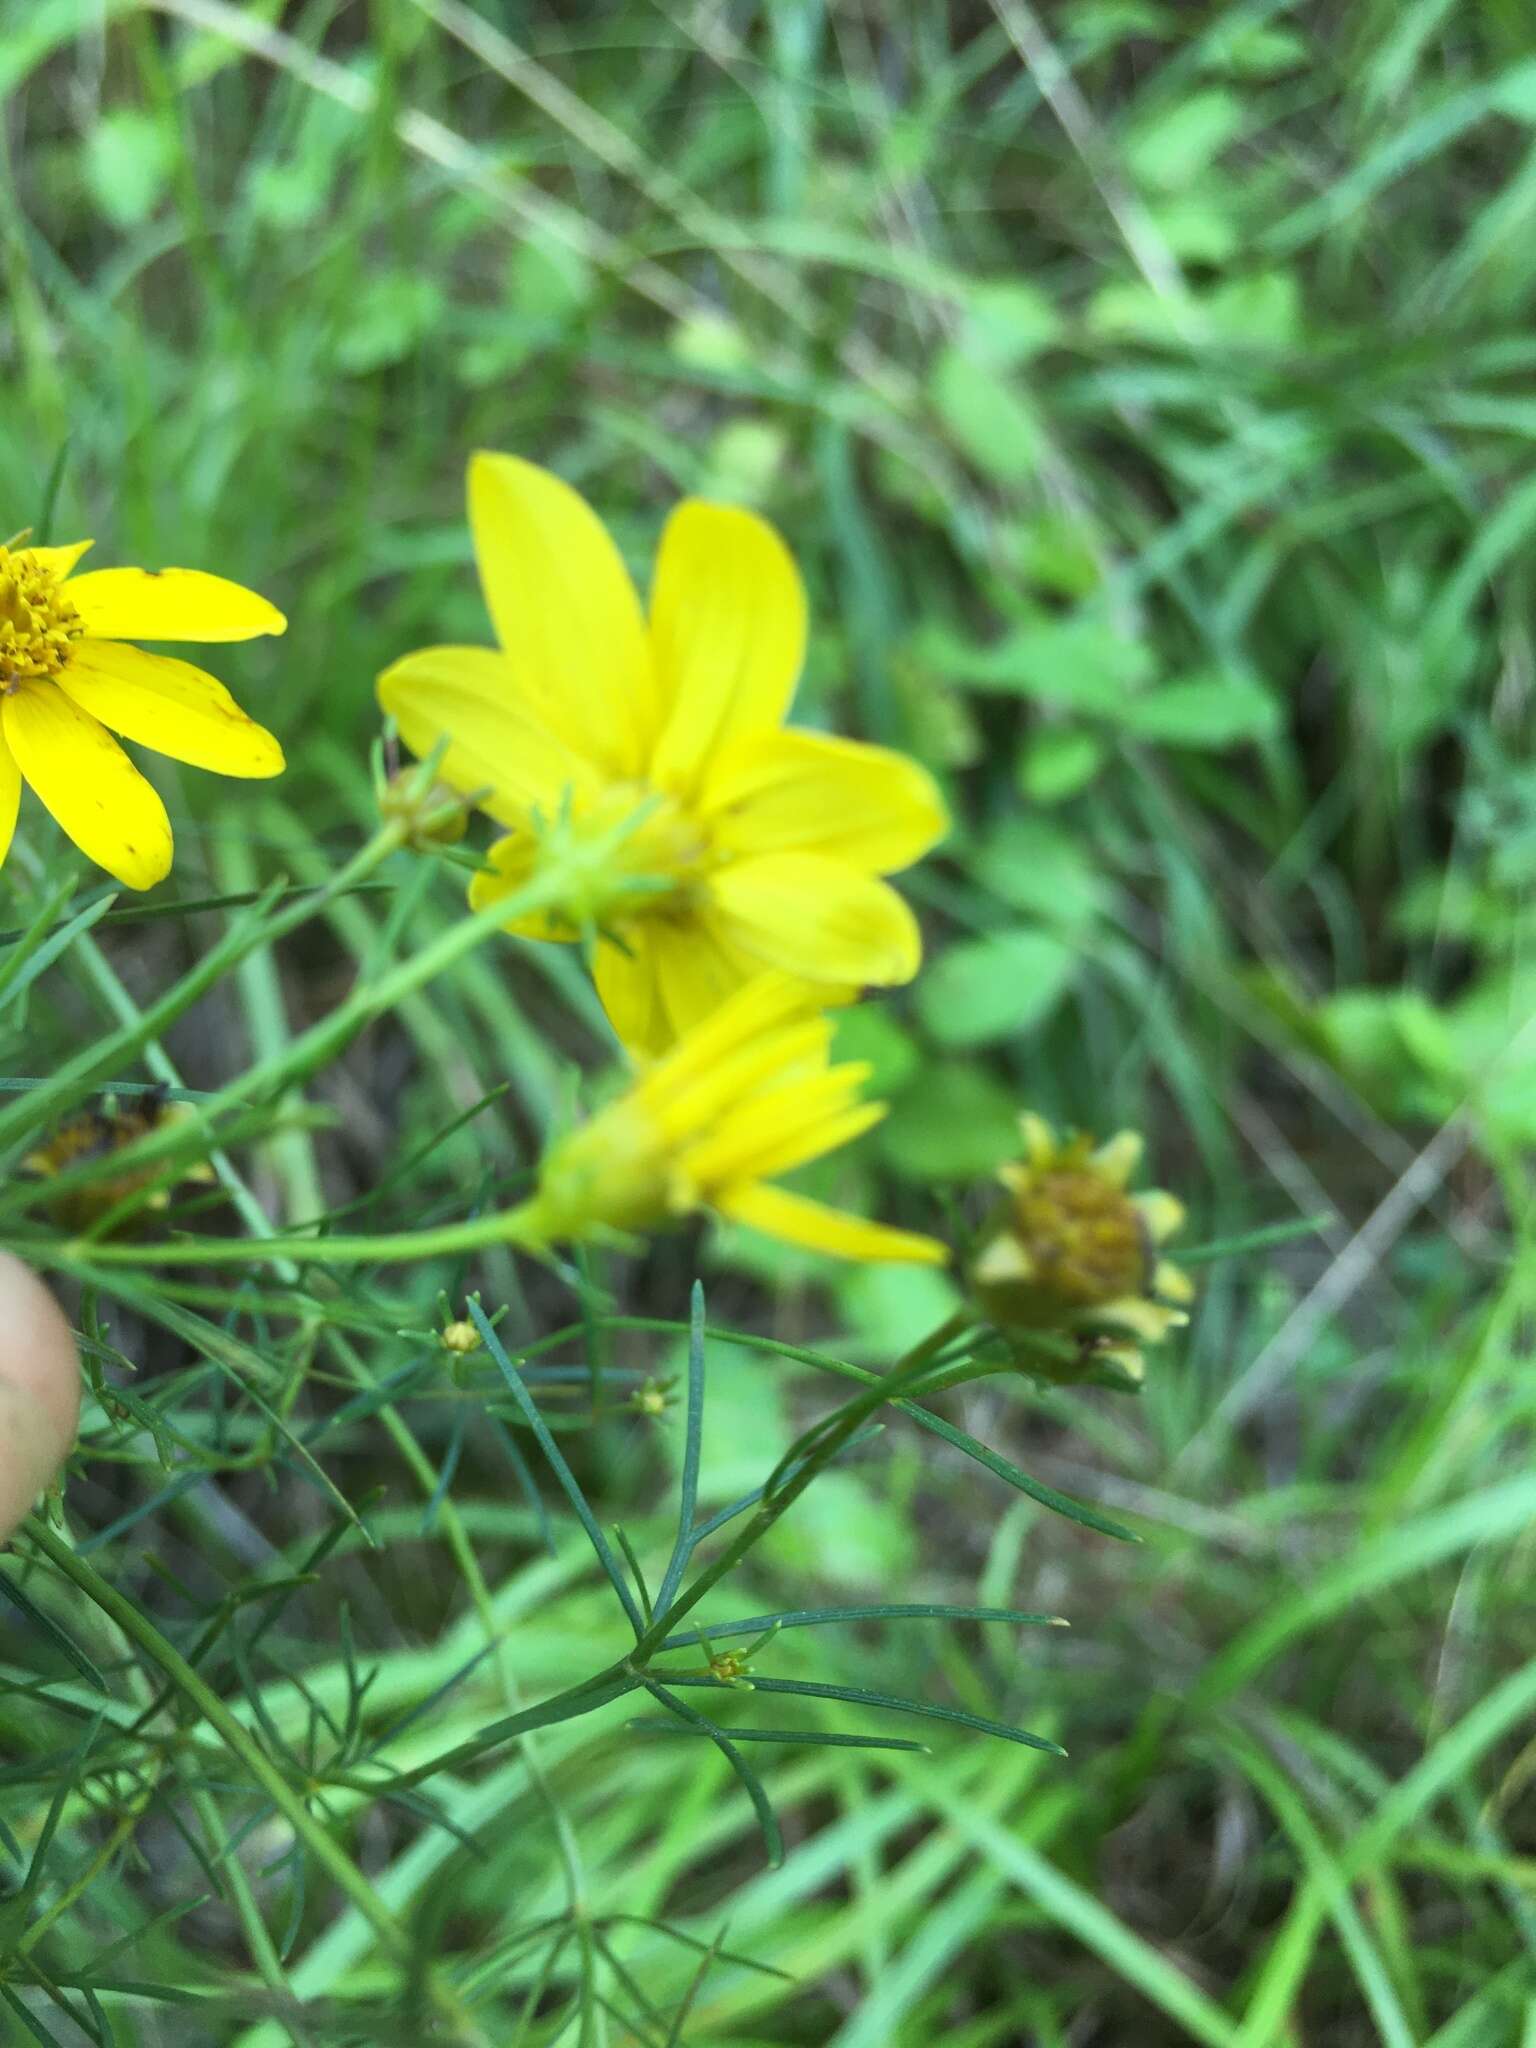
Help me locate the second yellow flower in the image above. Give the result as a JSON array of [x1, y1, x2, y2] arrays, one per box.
[[378, 456, 947, 1052]]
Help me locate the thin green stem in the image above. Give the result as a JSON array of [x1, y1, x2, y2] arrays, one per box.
[[20, 1514, 486, 2042], [46, 1199, 547, 1271], [353, 1310, 980, 1794]]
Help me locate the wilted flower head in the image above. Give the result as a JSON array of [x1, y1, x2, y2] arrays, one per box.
[[22, 1086, 214, 1231], [523, 975, 945, 1265], [971, 1114, 1192, 1382]]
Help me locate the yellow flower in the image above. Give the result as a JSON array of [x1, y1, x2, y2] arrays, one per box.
[[971, 1113, 1193, 1380], [524, 974, 946, 1265], [0, 536, 285, 889], [378, 456, 947, 1052]]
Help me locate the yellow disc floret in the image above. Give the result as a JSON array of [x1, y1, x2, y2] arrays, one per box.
[[972, 1114, 1194, 1382], [0, 547, 84, 691]]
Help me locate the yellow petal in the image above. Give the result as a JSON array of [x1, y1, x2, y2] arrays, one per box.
[[594, 935, 669, 1055], [66, 567, 286, 642], [59, 641, 283, 779], [378, 645, 599, 826], [647, 500, 807, 797], [467, 832, 583, 942], [686, 1088, 884, 1191], [709, 854, 922, 987], [716, 1181, 948, 1264], [0, 730, 19, 871], [1134, 1189, 1186, 1243], [24, 540, 93, 580], [469, 452, 655, 777], [648, 915, 764, 1047], [3, 684, 172, 889], [700, 728, 948, 874]]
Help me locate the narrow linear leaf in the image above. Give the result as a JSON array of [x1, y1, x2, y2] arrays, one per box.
[[659, 1603, 1065, 1650], [667, 1674, 1065, 1755], [642, 1681, 783, 1866], [654, 1279, 707, 1619], [626, 1720, 929, 1753], [470, 1299, 645, 1638]]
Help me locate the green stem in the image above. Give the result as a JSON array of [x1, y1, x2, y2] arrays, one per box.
[[355, 1310, 980, 1794], [47, 1199, 547, 1271], [0, 822, 409, 1158]]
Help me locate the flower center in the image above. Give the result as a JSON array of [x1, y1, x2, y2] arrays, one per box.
[[0, 547, 83, 693], [1011, 1168, 1150, 1309]]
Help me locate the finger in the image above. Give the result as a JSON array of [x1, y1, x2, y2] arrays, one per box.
[[0, 1253, 81, 1540]]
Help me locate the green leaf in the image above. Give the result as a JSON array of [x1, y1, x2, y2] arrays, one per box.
[[877, 1062, 1020, 1181], [1118, 668, 1282, 747], [1203, 271, 1302, 347], [626, 1720, 929, 1752], [472, 1302, 647, 1639], [837, 1262, 962, 1360], [928, 616, 1153, 711], [970, 818, 1107, 929], [1199, 23, 1308, 77], [672, 1673, 1066, 1755], [917, 929, 1076, 1047], [1017, 727, 1107, 803], [83, 110, 176, 227], [929, 347, 1042, 481], [654, 1282, 706, 1620], [830, 1003, 921, 1093], [961, 280, 1063, 369], [333, 275, 447, 375], [1124, 89, 1244, 191], [658, 1603, 1064, 1650]]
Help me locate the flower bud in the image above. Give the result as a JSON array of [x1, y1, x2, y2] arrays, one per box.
[[380, 765, 470, 846]]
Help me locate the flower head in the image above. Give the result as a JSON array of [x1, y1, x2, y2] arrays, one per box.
[[523, 975, 946, 1264], [0, 536, 285, 888], [378, 456, 947, 1052], [21, 1085, 214, 1230], [971, 1113, 1193, 1382]]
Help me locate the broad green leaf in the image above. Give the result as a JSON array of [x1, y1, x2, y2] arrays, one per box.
[[929, 347, 1042, 480], [970, 818, 1107, 928], [926, 616, 1153, 711], [878, 1063, 1020, 1181], [961, 280, 1063, 369], [917, 929, 1076, 1047], [83, 110, 176, 227], [1017, 727, 1107, 803], [1119, 669, 1282, 747], [1124, 88, 1244, 191], [831, 1003, 922, 1093]]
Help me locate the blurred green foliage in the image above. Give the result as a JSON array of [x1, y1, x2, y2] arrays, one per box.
[[3, 0, 1536, 2041]]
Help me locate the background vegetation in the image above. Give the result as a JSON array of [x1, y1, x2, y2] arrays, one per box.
[[4, 0, 1536, 2040]]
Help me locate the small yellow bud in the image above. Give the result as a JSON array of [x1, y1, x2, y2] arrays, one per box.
[[440, 1320, 481, 1356]]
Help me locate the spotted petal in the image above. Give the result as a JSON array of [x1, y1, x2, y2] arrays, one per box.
[[60, 642, 283, 778], [66, 567, 286, 642]]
